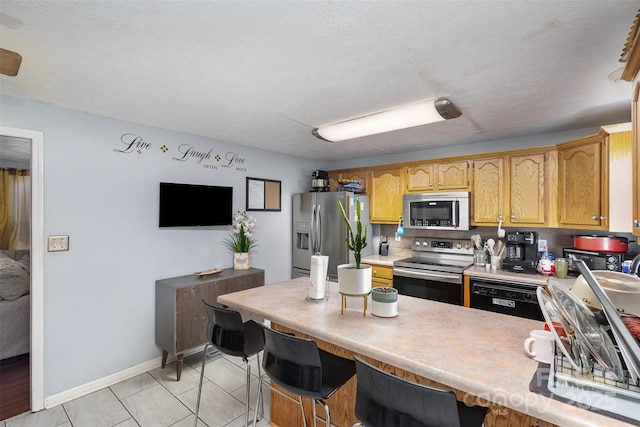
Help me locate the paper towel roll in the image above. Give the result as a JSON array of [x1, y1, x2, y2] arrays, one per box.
[[309, 254, 329, 299]]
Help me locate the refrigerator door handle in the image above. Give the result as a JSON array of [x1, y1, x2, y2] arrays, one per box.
[[310, 204, 317, 253], [316, 206, 323, 252]]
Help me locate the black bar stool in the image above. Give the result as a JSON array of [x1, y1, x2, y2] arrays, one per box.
[[194, 300, 265, 427], [352, 356, 488, 427], [253, 324, 356, 427]]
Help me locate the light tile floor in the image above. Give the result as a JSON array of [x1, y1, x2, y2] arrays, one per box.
[[1, 350, 272, 427]]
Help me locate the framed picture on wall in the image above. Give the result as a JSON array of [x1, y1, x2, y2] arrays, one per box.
[[246, 177, 281, 211]]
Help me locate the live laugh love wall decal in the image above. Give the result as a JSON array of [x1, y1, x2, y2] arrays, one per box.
[[113, 133, 249, 172]]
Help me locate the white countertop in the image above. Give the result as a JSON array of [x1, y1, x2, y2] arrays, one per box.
[[218, 278, 634, 427]]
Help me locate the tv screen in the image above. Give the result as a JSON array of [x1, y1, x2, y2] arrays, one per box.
[[159, 182, 233, 227]]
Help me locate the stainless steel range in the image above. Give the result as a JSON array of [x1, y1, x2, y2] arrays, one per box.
[[393, 237, 474, 305]]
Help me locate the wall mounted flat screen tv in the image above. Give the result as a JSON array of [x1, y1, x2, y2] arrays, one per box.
[[159, 182, 233, 227]]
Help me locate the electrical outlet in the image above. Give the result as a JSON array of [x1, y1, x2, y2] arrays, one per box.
[[48, 235, 69, 252], [537, 239, 547, 252]]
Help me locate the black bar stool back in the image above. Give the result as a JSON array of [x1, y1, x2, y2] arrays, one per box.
[[254, 325, 356, 427], [194, 300, 265, 427], [353, 356, 488, 427]]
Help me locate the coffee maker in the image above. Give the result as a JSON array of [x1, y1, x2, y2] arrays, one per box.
[[311, 170, 329, 192], [503, 231, 539, 274]]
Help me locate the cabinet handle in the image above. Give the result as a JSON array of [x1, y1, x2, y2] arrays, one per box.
[[634, 219, 640, 228], [438, 182, 442, 186], [510, 215, 516, 220], [600, 216, 606, 221], [592, 215, 599, 221]]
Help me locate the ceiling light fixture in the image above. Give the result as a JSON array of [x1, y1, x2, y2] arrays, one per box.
[[0, 48, 22, 76], [312, 97, 462, 142]]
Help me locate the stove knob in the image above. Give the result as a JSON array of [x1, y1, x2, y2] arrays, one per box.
[[464, 243, 470, 249], [415, 241, 421, 247], [456, 243, 462, 249]]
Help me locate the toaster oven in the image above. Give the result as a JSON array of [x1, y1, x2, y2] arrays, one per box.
[[563, 248, 638, 275]]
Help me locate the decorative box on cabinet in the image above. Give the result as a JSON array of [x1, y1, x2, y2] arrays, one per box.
[[155, 268, 264, 380]]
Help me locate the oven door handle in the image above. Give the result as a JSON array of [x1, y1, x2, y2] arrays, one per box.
[[393, 267, 462, 284]]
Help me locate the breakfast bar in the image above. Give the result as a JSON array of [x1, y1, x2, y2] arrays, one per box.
[[217, 277, 634, 427]]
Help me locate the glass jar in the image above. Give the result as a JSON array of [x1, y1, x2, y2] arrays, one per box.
[[473, 249, 487, 266]]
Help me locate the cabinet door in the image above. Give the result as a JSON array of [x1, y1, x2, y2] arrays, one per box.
[[406, 163, 435, 192], [437, 161, 469, 190], [369, 168, 404, 223], [175, 285, 205, 353], [472, 158, 504, 224], [558, 136, 605, 228], [509, 153, 546, 224], [369, 264, 393, 288]]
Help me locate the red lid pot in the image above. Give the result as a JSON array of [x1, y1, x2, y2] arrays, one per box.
[[573, 235, 629, 253]]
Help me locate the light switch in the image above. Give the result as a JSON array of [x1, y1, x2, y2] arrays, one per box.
[[48, 235, 69, 252]]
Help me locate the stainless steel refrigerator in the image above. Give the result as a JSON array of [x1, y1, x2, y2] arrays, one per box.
[[292, 192, 372, 280]]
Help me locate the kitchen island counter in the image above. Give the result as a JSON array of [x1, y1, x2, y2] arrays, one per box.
[[218, 277, 633, 427]]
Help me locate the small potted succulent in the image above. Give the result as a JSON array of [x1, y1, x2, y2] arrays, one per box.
[[371, 287, 398, 317], [337, 199, 372, 295]]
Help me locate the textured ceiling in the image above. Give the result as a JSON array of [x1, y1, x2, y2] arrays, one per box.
[[0, 1, 637, 162]]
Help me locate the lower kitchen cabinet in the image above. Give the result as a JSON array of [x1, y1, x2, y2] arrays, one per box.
[[155, 268, 264, 380], [363, 262, 393, 287]]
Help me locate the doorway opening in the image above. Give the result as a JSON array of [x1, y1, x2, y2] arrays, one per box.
[[0, 126, 44, 420]]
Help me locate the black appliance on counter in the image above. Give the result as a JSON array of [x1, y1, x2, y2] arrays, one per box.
[[502, 231, 539, 274], [563, 248, 639, 276], [468, 277, 543, 321], [393, 237, 474, 305]]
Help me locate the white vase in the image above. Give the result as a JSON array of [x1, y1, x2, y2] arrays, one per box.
[[234, 252, 250, 270], [337, 264, 372, 295]]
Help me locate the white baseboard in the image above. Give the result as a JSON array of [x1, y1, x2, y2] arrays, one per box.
[[43, 347, 204, 409]]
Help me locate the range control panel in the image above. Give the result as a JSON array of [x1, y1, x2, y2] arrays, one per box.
[[412, 237, 474, 255]]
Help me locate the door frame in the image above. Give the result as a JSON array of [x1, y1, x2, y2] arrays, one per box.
[[0, 126, 44, 411]]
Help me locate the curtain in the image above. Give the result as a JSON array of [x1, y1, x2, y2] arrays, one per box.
[[0, 168, 31, 250]]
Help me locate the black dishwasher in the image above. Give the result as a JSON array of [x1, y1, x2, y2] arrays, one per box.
[[469, 277, 544, 321]]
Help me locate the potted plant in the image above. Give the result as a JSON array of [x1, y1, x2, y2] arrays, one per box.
[[371, 287, 398, 317], [337, 199, 372, 295], [224, 211, 257, 270]]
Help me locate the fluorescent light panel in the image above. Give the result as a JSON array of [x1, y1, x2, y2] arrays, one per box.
[[313, 98, 461, 142]]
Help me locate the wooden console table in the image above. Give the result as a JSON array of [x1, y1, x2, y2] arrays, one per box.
[[155, 267, 264, 380]]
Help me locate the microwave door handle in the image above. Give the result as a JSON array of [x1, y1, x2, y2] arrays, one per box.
[[452, 200, 459, 228]]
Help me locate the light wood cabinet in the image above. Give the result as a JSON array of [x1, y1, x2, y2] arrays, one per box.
[[620, 11, 640, 237], [509, 153, 546, 225], [472, 157, 505, 224], [328, 168, 369, 193], [405, 163, 435, 192], [472, 151, 548, 226], [406, 161, 469, 192], [369, 167, 404, 223], [362, 262, 393, 287], [557, 132, 607, 229]]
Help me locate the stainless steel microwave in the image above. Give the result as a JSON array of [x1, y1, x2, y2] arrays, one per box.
[[403, 192, 471, 231]]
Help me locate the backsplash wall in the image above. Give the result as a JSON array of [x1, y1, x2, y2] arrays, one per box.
[[376, 225, 640, 258]]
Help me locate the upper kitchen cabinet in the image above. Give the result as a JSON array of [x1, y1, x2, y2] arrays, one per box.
[[472, 157, 504, 224], [369, 166, 404, 223], [472, 150, 551, 227], [620, 12, 640, 238], [406, 161, 469, 192], [328, 168, 369, 193], [508, 152, 547, 225], [557, 131, 607, 229]]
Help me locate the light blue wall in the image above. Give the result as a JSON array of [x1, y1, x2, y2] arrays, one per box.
[[0, 95, 325, 397]]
